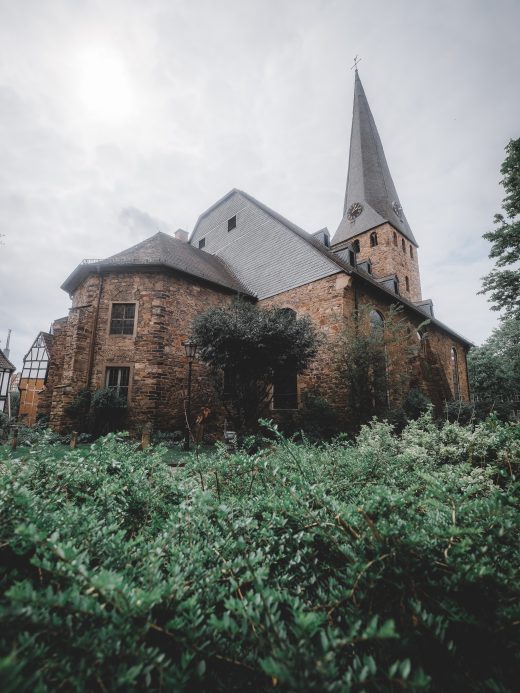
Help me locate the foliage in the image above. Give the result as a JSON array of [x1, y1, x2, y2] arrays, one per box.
[[0, 415, 519, 691], [89, 387, 127, 435], [480, 138, 520, 319], [298, 390, 341, 441], [335, 305, 421, 432], [468, 317, 520, 401], [8, 391, 19, 419], [64, 389, 92, 431], [192, 299, 319, 432], [403, 388, 432, 420]]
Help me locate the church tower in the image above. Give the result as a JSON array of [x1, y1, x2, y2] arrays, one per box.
[[332, 70, 422, 303]]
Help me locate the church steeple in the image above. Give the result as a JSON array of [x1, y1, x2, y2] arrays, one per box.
[[333, 70, 417, 247]]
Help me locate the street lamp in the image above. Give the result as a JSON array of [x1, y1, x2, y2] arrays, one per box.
[[182, 340, 198, 451]]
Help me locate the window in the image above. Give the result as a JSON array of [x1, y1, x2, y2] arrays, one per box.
[[110, 303, 136, 335], [394, 279, 400, 295], [228, 215, 237, 231], [370, 232, 378, 247], [369, 310, 384, 334], [198, 237, 206, 249], [353, 239, 360, 253], [402, 238, 406, 252], [393, 232, 397, 246], [405, 276, 410, 292], [349, 250, 355, 265], [410, 245, 414, 259], [105, 366, 130, 401], [451, 347, 460, 399], [273, 361, 298, 410]]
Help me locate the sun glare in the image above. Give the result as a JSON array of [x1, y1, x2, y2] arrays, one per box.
[[77, 45, 135, 122]]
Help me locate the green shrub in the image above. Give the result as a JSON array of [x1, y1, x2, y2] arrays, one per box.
[[0, 415, 518, 690]]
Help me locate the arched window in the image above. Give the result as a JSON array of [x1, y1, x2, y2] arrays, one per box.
[[405, 276, 410, 292], [393, 232, 397, 246], [402, 238, 406, 252], [353, 239, 360, 253], [370, 232, 378, 247], [369, 310, 384, 334], [410, 245, 414, 259], [451, 347, 460, 399]]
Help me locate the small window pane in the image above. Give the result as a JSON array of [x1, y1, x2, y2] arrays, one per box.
[[110, 303, 136, 335], [199, 238, 206, 249], [228, 215, 237, 231]]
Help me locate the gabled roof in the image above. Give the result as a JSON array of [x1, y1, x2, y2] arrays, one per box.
[[333, 71, 418, 247], [61, 232, 252, 295], [0, 348, 15, 372]]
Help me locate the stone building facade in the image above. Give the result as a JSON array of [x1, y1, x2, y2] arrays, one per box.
[[40, 70, 472, 434]]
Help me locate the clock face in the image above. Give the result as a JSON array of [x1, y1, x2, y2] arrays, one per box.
[[392, 201, 403, 220], [347, 202, 363, 221]]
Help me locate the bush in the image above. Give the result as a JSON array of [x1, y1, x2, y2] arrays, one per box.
[[0, 415, 519, 690], [403, 388, 432, 420], [89, 387, 127, 435], [299, 390, 341, 441]]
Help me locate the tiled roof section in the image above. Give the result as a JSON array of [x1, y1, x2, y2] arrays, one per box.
[[190, 189, 344, 299], [333, 71, 418, 247], [61, 232, 252, 295], [0, 348, 15, 371]]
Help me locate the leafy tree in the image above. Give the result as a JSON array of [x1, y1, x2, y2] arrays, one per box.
[[468, 317, 520, 400], [480, 138, 520, 319], [192, 299, 318, 431], [335, 305, 421, 432]]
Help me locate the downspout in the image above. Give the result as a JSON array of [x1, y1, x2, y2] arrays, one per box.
[[86, 267, 103, 390]]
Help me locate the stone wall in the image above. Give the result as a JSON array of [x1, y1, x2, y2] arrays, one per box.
[[49, 269, 233, 433], [333, 222, 422, 302]]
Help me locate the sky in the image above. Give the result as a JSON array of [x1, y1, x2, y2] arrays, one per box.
[[0, 0, 519, 370]]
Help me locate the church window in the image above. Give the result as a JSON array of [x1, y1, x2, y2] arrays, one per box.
[[393, 232, 397, 246], [410, 245, 414, 259], [110, 303, 136, 335], [370, 232, 378, 247], [402, 238, 406, 252], [105, 366, 130, 401], [198, 237, 206, 249], [451, 347, 460, 399], [405, 276, 410, 292], [353, 239, 360, 253], [369, 309, 384, 334], [228, 215, 237, 231]]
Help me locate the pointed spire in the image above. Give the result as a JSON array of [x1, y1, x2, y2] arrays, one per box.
[[333, 71, 418, 246]]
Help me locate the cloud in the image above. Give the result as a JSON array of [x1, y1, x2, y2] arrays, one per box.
[[0, 0, 519, 370]]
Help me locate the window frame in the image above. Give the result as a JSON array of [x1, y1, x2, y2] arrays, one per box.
[[370, 232, 378, 247], [104, 364, 133, 402], [227, 215, 237, 232], [108, 301, 138, 338], [198, 237, 206, 249]]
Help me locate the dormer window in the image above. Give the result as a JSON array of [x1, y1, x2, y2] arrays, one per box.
[[228, 215, 237, 232], [370, 232, 378, 247], [198, 238, 206, 249]]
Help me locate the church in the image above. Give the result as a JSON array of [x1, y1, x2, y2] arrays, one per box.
[[40, 70, 471, 433]]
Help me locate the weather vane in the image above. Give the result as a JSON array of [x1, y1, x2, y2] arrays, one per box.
[[351, 55, 361, 71]]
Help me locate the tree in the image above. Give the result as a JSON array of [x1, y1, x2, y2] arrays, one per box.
[[480, 138, 520, 319], [468, 318, 520, 401], [191, 299, 319, 432], [335, 305, 422, 432]]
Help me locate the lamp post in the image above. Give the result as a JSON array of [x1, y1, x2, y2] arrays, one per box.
[[182, 339, 198, 451]]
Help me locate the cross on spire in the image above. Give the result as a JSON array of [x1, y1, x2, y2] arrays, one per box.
[[351, 55, 361, 71]]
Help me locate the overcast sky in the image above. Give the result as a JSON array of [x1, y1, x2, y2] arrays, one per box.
[[0, 0, 519, 369]]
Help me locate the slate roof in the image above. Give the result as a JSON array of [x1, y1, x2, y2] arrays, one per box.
[[61, 232, 252, 295], [333, 71, 418, 247], [0, 348, 15, 372]]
